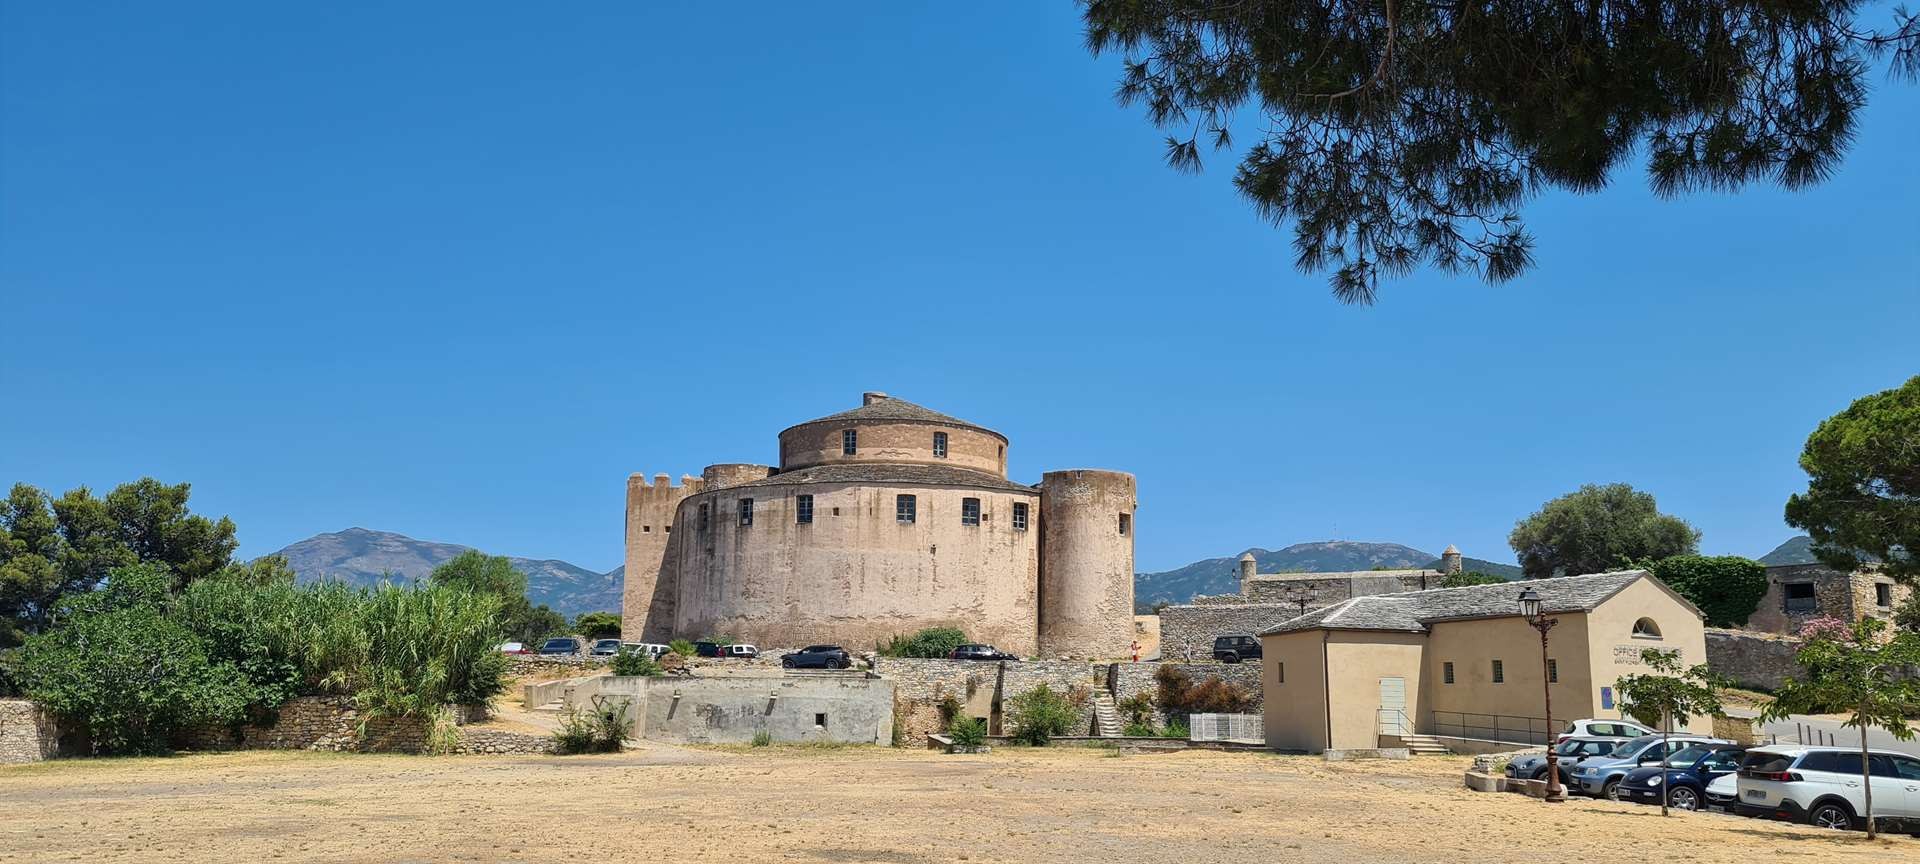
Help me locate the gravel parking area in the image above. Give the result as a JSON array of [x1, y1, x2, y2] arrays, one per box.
[[1, 747, 1912, 863]]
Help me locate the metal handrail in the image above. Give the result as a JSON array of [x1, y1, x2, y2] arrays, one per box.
[[1375, 707, 1414, 737], [1430, 710, 1553, 745]]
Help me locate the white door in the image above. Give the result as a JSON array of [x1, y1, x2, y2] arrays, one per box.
[[1378, 677, 1407, 735]]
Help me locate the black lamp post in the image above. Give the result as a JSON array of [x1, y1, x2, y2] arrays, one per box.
[[1519, 586, 1565, 803]]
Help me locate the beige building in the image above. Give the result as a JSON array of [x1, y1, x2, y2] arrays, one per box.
[[1260, 570, 1711, 753], [623, 392, 1137, 657], [1743, 563, 1908, 635]]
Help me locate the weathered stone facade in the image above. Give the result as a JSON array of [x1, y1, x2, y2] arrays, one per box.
[[0, 699, 60, 764], [874, 658, 1098, 743], [1744, 563, 1908, 635], [625, 393, 1139, 658], [1705, 628, 1806, 691], [1159, 568, 1444, 660], [178, 697, 550, 755], [1109, 662, 1264, 718]]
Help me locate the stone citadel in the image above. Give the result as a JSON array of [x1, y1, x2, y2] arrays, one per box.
[[623, 392, 1137, 657]]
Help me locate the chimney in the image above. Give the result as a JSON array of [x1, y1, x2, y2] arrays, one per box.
[[862, 391, 890, 406]]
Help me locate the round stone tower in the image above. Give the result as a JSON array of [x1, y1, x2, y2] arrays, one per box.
[[1237, 551, 1257, 584], [1037, 469, 1137, 658], [1441, 543, 1463, 575]]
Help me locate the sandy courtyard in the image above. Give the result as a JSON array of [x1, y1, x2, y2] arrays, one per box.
[[1, 745, 1911, 863]]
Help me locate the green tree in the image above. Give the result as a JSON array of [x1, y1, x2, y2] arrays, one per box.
[[1612, 648, 1727, 815], [1641, 555, 1768, 628], [14, 564, 253, 755], [1079, 1, 1918, 302], [1509, 484, 1699, 579], [572, 611, 622, 639], [1438, 570, 1506, 588], [1007, 684, 1080, 746], [504, 602, 566, 645], [1759, 618, 1920, 839], [879, 626, 969, 659], [0, 478, 237, 644], [425, 550, 559, 644], [1785, 376, 1920, 583]]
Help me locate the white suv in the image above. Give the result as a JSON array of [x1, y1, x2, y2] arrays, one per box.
[[1735, 746, 1920, 834]]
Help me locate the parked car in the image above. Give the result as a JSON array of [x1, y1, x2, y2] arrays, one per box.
[[1557, 718, 1656, 744], [949, 644, 1016, 661], [693, 641, 723, 658], [1704, 769, 1739, 811], [1570, 734, 1731, 798], [588, 638, 623, 657], [1212, 634, 1262, 664], [1612, 743, 1747, 810], [620, 642, 671, 658], [782, 645, 852, 669], [1735, 746, 1920, 833], [498, 641, 529, 655], [539, 637, 583, 656], [1505, 736, 1631, 785], [722, 644, 759, 659]]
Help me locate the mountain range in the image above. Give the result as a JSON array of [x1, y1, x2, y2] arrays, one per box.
[[264, 528, 621, 618]]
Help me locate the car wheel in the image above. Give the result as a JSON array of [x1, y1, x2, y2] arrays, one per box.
[[781, 658, 794, 669], [1668, 787, 1698, 811], [1603, 780, 1625, 801], [1220, 652, 1238, 664], [1809, 803, 1855, 831], [1530, 768, 1548, 782]]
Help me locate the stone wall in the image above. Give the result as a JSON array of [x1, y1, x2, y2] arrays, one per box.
[[179, 697, 546, 755], [631, 676, 894, 745], [1705, 628, 1804, 691], [1109, 662, 1264, 720], [1159, 603, 1302, 661], [874, 658, 1098, 743], [0, 699, 60, 764]]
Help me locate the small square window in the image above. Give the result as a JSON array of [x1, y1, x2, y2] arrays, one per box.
[[796, 494, 813, 524], [665, 525, 671, 533], [1118, 513, 1131, 536], [842, 429, 857, 455], [933, 432, 948, 458], [642, 525, 651, 533], [961, 497, 980, 526], [814, 713, 827, 728], [1492, 659, 1504, 684], [1548, 658, 1558, 683], [1012, 502, 1028, 531], [831, 507, 841, 517], [738, 498, 754, 526], [1443, 662, 1455, 684], [896, 494, 916, 524]]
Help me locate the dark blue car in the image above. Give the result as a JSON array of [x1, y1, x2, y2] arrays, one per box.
[[1613, 743, 1745, 810]]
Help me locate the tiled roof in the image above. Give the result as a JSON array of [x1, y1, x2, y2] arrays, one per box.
[[1261, 570, 1669, 635], [729, 462, 1036, 494], [783, 396, 1003, 439]]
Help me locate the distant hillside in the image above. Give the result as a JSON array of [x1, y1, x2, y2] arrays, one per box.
[[1429, 556, 1525, 581], [1758, 536, 1818, 565], [266, 528, 620, 618]]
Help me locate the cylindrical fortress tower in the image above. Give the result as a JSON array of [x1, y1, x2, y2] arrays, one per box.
[[702, 463, 775, 489], [1037, 469, 1137, 658]]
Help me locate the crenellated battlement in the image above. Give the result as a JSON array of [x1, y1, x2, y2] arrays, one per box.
[[625, 469, 701, 641]]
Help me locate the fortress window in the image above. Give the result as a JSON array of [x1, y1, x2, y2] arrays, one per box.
[[642, 525, 651, 533], [739, 498, 754, 526], [795, 495, 813, 524], [843, 429, 858, 455], [697, 503, 710, 532], [896, 494, 916, 524], [1491, 659, 1504, 684], [961, 498, 980, 526], [1118, 513, 1131, 536], [1012, 502, 1028, 531], [933, 432, 948, 458]]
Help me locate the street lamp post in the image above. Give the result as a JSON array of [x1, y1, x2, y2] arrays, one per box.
[[1518, 586, 1565, 803]]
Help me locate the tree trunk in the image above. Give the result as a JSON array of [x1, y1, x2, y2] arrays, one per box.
[[1860, 701, 1876, 840]]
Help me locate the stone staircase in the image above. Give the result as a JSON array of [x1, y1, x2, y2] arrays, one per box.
[[1399, 734, 1452, 756], [1092, 693, 1123, 738]]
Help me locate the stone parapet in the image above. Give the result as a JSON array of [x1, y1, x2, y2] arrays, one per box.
[[0, 699, 60, 764]]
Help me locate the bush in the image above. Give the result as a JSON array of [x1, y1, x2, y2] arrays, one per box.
[[667, 638, 696, 657], [936, 693, 963, 723], [948, 716, 987, 748], [1161, 720, 1190, 739], [1117, 692, 1154, 726], [1153, 665, 1255, 725], [1122, 721, 1157, 737], [553, 696, 632, 754], [879, 627, 968, 659], [1007, 684, 1079, 746], [611, 647, 661, 677], [1646, 555, 1768, 627], [751, 729, 773, 747], [572, 612, 622, 640]]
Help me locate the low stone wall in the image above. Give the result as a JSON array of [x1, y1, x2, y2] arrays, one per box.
[[874, 658, 1098, 743], [449, 728, 553, 755], [1109, 662, 1264, 720], [1705, 628, 1804, 691], [0, 699, 60, 764], [507, 654, 609, 678], [1158, 603, 1300, 661]]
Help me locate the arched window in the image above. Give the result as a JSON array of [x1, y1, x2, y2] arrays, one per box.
[[1632, 618, 1662, 639]]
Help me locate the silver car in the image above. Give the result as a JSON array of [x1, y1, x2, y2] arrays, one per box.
[[1570, 734, 1731, 798], [1506, 736, 1631, 785]]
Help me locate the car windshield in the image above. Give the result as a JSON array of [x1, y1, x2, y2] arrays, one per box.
[[1607, 740, 1646, 758], [543, 640, 570, 649], [1666, 745, 1712, 767], [1553, 740, 1587, 755]]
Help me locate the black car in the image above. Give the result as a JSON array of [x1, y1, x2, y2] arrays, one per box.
[[949, 644, 1016, 661], [1212, 635, 1262, 663], [781, 645, 852, 669], [692, 640, 723, 658], [539, 637, 582, 656]]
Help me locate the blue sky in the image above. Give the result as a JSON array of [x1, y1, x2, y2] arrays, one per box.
[[3, 3, 1915, 574]]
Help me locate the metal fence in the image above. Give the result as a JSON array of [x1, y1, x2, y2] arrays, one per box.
[[1430, 711, 1554, 746], [1189, 713, 1263, 744]]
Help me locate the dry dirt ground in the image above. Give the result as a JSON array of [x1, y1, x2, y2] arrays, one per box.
[[2, 746, 1913, 863]]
